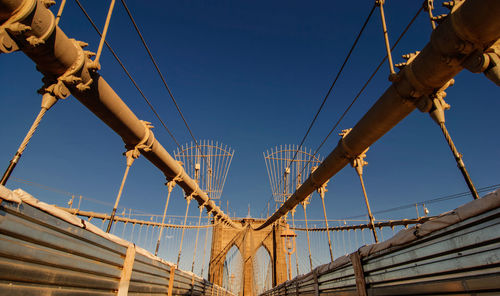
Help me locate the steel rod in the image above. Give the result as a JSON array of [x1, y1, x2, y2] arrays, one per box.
[[291, 208, 299, 277], [155, 181, 175, 256], [54, 0, 66, 25], [439, 122, 480, 199], [191, 206, 204, 273], [357, 171, 379, 243], [200, 214, 211, 277], [302, 203, 313, 272], [377, 0, 396, 77], [319, 191, 334, 261], [94, 0, 116, 65], [257, 0, 500, 230], [107, 153, 134, 233], [177, 198, 191, 266], [0, 0, 238, 228]]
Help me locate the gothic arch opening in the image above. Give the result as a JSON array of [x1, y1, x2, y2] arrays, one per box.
[[223, 245, 242, 295], [253, 244, 272, 295]]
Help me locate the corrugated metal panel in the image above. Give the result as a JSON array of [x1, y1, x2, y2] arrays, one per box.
[[0, 199, 234, 296], [261, 205, 500, 296]]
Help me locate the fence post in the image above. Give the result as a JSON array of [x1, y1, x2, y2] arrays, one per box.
[[350, 251, 367, 296], [117, 244, 136, 296]]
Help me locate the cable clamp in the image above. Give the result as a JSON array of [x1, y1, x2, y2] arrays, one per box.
[[199, 200, 208, 210], [338, 128, 356, 160], [185, 192, 195, 203], [165, 162, 185, 191], [124, 120, 155, 162]]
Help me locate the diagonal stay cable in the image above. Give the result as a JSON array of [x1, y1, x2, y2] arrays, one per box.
[[291, 4, 424, 193], [339, 183, 500, 220], [260, 4, 377, 216], [313, 4, 424, 158], [286, 4, 377, 173], [73, 0, 183, 151], [119, 0, 211, 171]]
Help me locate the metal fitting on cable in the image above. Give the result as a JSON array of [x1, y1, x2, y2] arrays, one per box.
[[339, 129, 378, 242], [375, 0, 397, 81], [423, 83, 480, 200], [106, 120, 154, 233], [423, 0, 437, 29]]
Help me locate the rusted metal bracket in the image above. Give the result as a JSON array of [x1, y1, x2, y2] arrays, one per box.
[[350, 251, 367, 296]]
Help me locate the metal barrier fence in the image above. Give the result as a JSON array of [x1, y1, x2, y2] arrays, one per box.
[[260, 189, 500, 295], [0, 186, 234, 296]]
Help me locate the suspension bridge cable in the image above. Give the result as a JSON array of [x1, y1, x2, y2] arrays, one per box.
[[340, 183, 500, 220], [287, 4, 376, 169], [260, 4, 377, 216], [119, 0, 211, 171], [311, 4, 424, 162], [72, 0, 183, 150], [285, 3, 425, 198]]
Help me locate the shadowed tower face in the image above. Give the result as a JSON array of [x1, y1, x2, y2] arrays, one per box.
[[209, 219, 288, 296]]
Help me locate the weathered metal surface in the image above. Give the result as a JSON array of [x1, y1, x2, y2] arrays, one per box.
[[0, 0, 237, 228], [260, 199, 500, 295], [258, 0, 500, 230], [0, 197, 234, 296]]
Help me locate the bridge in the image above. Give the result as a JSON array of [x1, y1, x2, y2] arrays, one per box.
[[0, 0, 499, 295]]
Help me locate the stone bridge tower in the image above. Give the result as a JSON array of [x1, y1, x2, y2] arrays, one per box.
[[208, 218, 288, 295]]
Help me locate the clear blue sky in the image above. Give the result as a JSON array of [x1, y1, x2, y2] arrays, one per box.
[[1, 0, 499, 225]]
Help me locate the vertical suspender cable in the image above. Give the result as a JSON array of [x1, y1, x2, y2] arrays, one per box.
[[200, 213, 211, 277], [302, 202, 313, 272], [356, 169, 378, 243], [107, 150, 136, 233], [155, 181, 176, 256], [191, 205, 204, 273], [94, 0, 116, 66], [291, 207, 299, 277], [55, 0, 67, 25], [376, 0, 396, 79], [319, 186, 334, 262], [177, 196, 192, 266]]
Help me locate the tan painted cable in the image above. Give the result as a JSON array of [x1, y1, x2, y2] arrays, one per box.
[[319, 190, 334, 261], [55, 0, 67, 25], [94, 0, 116, 65], [376, 0, 396, 77], [155, 181, 176, 256], [191, 206, 204, 273], [439, 122, 479, 200], [177, 197, 192, 266], [200, 213, 211, 277], [106, 152, 135, 233], [302, 203, 313, 272], [356, 171, 379, 243], [291, 208, 299, 277]]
